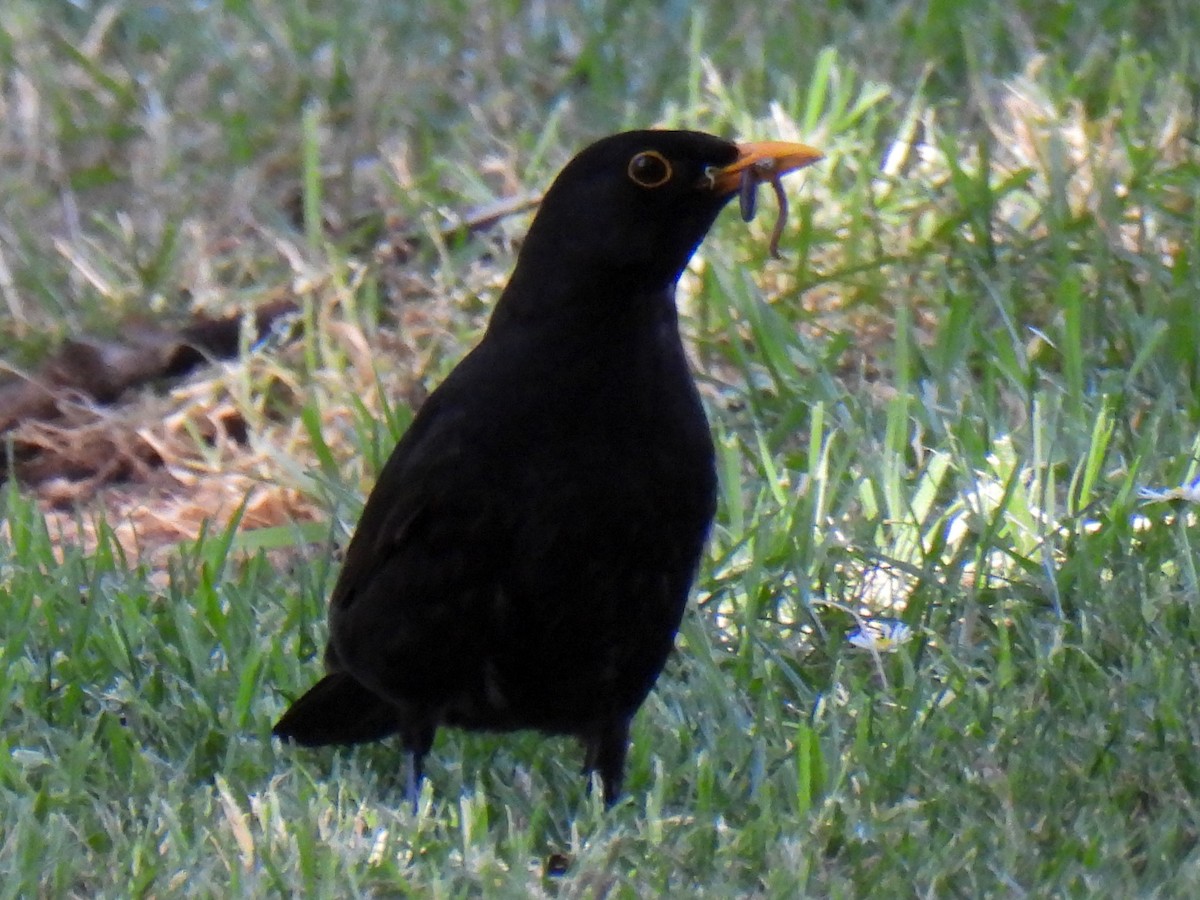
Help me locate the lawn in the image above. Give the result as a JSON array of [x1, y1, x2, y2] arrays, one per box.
[[3, 0, 1200, 895]]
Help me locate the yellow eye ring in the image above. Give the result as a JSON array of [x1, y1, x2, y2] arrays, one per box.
[[627, 151, 672, 188]]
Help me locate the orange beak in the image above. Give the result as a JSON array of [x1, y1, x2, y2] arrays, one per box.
[[706, 140, 824, 194]]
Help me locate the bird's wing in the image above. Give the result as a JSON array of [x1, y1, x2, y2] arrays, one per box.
[[320, 351, 519, 704]]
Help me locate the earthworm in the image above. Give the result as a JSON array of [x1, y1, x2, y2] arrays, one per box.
[[739, 167, 757, 222], [767, 173, 788, 259], [737, 164, 789, 259]]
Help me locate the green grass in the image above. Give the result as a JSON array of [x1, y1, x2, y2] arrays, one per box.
[[4, 0, 1200, 894]]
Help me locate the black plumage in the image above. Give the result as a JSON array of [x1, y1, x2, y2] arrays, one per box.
[[272, 130, 821, 806]]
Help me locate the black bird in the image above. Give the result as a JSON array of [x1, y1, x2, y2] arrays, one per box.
[[273, 130, 821, 806]]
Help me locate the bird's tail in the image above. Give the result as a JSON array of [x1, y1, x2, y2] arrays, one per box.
[[272, 672, 403, 746]]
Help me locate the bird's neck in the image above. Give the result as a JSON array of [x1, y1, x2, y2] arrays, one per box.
[[486, 261, 681, 338]]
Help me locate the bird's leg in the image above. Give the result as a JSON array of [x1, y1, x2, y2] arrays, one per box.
[[582, 718, 631, 808], [403, 751, 421, 813], [403, 724, 435, 813]]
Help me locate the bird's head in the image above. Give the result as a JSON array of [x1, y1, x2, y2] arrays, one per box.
[[510, 130, 822, 304]]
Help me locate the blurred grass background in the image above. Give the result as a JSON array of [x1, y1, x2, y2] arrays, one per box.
[[3, 0, 1200, 894]]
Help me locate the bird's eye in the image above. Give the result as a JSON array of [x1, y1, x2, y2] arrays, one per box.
[[627, 151, 672, 188]]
